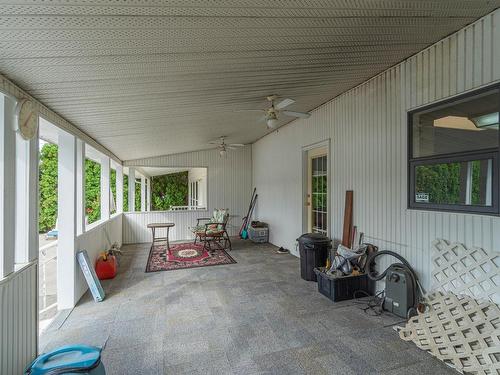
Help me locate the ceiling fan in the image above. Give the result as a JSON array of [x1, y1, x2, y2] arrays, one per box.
[[209, 136, 244, 157], [240, 95, 311, 129]]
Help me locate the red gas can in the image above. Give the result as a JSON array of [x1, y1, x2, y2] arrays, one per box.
[[95, 254, 117, 280]]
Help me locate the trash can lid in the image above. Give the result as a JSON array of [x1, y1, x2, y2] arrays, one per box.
[[26, 345, 101, 375], [297, 233, 331, 245]]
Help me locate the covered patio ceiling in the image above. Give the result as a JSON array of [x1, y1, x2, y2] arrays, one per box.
[[1, 0, 499, 160]]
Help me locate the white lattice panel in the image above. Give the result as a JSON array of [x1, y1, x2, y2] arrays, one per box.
[[432, 239, 500, 305], [399, 292, 500, 374]]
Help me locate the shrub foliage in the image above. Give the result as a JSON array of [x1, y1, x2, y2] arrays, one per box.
[[38, 143, 190, 231], [85, 159, 101, 224], [415, 161, 482, 205], [39, 143, 104, 230], [39, 143, 58, 232], [151, 172, 188, 210]]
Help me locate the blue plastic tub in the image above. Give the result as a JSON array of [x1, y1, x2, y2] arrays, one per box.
[[25, 345, 105, 375]]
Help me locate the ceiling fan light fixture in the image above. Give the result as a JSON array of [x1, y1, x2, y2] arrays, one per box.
[[240, 95, 309, 129], [219, 148, 227, 158], [267, 118, 279, 128]]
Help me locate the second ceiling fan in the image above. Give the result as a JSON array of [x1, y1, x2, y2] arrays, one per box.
[[209, 136, 244, 157], [241, 95, 311, 129]]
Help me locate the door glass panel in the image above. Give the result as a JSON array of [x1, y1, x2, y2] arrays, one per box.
[[311, 155, 327, 234]]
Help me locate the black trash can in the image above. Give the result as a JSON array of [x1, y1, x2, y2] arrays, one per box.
[[297, 233, 331, 281]]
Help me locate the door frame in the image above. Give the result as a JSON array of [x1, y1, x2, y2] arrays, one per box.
[[302, 139, 331, 236]]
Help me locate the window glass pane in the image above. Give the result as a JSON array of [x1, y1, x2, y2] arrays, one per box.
[[144, 167, 206, 211], [311, 154, 327, 234], [414, 158, 492, 206], [412, 89, 500, 158], [39, 142, 58, 233], [135, 179, 141, 212], [85, 158, 101, 224], [110, 168, 117, 214], [123, 174, 128, 212]]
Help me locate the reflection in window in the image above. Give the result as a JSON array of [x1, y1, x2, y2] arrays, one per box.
[[415, 159, 492, 206], [412, 90, 499, 158], [409, 85, 500, 214]]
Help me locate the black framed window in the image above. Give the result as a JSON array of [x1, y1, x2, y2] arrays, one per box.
[[408, 85, 500, 214]]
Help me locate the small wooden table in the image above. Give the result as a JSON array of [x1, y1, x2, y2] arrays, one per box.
[[147, 222, 175, 248]]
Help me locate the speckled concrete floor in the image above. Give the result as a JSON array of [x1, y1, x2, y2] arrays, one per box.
[[40, 239, 455, 374]]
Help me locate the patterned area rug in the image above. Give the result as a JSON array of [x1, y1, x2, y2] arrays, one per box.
[[145, 242, 236, 272]]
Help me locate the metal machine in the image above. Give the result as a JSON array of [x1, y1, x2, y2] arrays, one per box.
[[366, 251, 420, 318]]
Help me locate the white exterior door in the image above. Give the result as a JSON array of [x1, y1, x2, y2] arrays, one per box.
[[307, 147, 328, 234]]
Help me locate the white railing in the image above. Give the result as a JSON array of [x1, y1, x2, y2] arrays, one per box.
[[39, 241, 57, 317], [39, 240, 57, 254], [170, 205, 207, 211]]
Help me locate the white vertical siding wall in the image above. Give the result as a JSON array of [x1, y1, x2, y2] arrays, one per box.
[[75, 214, 122, 300], [122, 146, 252, 244], [252, 10, 500, 290], [0, 262, 37, 375]]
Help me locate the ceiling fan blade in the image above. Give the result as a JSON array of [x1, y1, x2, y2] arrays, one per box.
[[237, 109, 265, 113], [208, 141, 220, 144], [228, 143, 244, 147], [227, 146, 237, 150], [282, 110, 311, 119], [275, 98, 295, 110]]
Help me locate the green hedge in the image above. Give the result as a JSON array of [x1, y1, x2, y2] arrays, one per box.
[[135, 179, 141, 211], [415, 161, 482, 205], [151, 172, 188, 210], [85, 159, 101, 224], [39, 143, 104, 230], [39, 144, 58, 232], [39, 143, 190, 231], [123, 174, 129, 212], [110, 168, 117, 214]]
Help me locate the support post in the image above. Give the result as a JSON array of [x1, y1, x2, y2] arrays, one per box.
[[0, 95, 16, 277], [128, 167, 135, 212], [100, 154, 110, 220], [76, 140, 85, 235], [28, 133, 39, 261], [15, 126, 39, 263], [57, 130, 77, 309], [116, 164, 123, 213]]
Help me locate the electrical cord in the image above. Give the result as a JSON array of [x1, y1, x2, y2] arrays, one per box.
[[353, 290, 414, 328], [352, 290, 386, 316]]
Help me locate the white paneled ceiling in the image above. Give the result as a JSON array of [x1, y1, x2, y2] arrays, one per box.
[[1, 1, 499, 160]]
